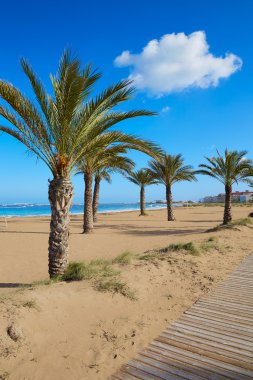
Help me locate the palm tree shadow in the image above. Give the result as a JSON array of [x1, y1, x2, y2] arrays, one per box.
[[91, 223, 206, 236], [0, 231, 48, 234], [0, 282, 31, 288], [122, 228, 206, 236]]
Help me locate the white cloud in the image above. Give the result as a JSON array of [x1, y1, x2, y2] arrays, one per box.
[[161, 106, 170, 113], [114, 31, 242, 96]]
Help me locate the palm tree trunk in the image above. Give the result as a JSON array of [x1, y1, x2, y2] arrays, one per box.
[[223, 184, 232, 224], [48, 177, 73, 278], [92, 176, 100, 222], [166, 184, 175, 221], [140, 185, 146, 216], [83, 172, 93, 233]]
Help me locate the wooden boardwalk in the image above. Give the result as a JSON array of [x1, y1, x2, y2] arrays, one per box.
[[112, 254, 253, 380]]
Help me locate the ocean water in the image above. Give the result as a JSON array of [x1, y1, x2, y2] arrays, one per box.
[[0, 203, 167, 217]]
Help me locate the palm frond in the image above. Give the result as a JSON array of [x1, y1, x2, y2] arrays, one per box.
[[148, 153, 196, 186], [126, 169, 159, 187], [198, 149, 253, 186], [0, 50, 157, 180]]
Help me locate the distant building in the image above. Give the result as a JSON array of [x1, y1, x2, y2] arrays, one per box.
[[202, 190, 253, 203]]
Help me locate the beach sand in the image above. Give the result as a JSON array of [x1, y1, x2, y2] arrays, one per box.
[[0, 205, 252, 379]]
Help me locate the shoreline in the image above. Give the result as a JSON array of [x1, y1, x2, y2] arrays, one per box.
[[0, 205, 169, 219]]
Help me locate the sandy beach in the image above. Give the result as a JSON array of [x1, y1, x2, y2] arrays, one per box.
[[0, 205, 253, 379]]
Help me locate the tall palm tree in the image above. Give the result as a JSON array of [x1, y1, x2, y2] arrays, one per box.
[[77, 146, 134, 232], [0, 50, 158, 277], [93, 170, 111, 223], [126, 169, 158, 216], [197, 149, 253, 225], [149, 154, 197, 221], [92, 155, 134, 223]]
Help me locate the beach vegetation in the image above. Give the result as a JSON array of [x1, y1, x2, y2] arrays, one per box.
[[199, 237, 219, 252], [197, 149, 253, 225], [77, 149, 134, 233], [21, 299, 37, 309], [167, 242, 199, 255], [125, 169, 159, 216], [112, 251, 133, 265], [95, 278, 137, 300], [61, 260, 119, 282], [231, 218, 253, 226], [0, 50, 159, 277], [139, 238, 222, 262], [148, 154, 197, 221]]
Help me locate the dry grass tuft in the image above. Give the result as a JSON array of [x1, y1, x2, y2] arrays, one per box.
[[95, 278, 137, 300], [112, 251, 133, 265]]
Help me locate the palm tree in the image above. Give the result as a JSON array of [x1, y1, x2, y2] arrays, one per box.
[[77, 146, 134, 231], [0, 50, 159, 277], [126, 169, 158, 216], [197, 149, 253, 225], [92, 155, 134, 223], [149, 154, 197, 221], [93, 170, 111, 223]]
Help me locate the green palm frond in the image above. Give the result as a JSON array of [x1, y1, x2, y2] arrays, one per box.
[[196, 149, 253, 185], [247, 179, 253, 188], [96, 170, 112, 183], [0, 50, 158, 179], [148, 154, 197, 186], [126, 169, 159, 187], [76, 142, 135, 183]]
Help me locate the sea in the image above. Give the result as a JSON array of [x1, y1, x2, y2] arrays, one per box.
[[0, 203, 167, 218]]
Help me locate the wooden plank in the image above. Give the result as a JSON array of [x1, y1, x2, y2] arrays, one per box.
[[170, 322, 253, 348], [112, 371, 140, 380], [206, 295, 253, 307], [119, 365, 163, 380], [161, 330, 253, 359], [195, 301, 253, 318], [112, 253, 253, 379], [180, 313, 253, 334], [186, 307, 253, 326], [176, 318, 253, 341], [147, 345, 253, 379], [127, 360, 186, 379], [150, 340, 253, 378], [141, 349, 246, 380], [156, 335, 253, 369], [198, 299, 253, 312], [135, 354, 206, 380]]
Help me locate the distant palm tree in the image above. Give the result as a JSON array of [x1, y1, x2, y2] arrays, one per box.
[[126, 169, 158, 216], [248, 179, 253, 188], [77, 146, 134, 231], [247, 180, 253, 217], [93, 170, 111, 222], [149, 154, 197, 221], [92, 155, 134, 223], [0, 50, 158, 277], [197, 149, 253, 225]]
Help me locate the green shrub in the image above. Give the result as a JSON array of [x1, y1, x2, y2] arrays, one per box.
[[62, 261, 118, 282]]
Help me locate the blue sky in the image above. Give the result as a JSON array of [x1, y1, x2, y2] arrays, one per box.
[[0, 0, 253, 203]]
